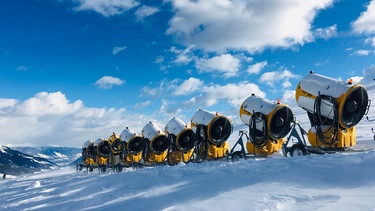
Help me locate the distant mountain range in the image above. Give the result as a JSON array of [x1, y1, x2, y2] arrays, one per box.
[[0, 145, 81, 176], [15, 146, 81, 166]]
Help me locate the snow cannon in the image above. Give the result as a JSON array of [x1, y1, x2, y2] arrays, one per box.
[[191, 109, 232, 160], [141, 122, 169, 164], [120, 127, 145, 164], [93, 138, 110, 170], [108, 132, 123, 155], [79, 140, 96, 171], [165, 117, 195, 164], [295, 71, 369, 148], [239, 94, 294, 156], [107, 132, 123, 167]]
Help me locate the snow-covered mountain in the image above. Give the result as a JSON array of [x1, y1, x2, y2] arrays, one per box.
[[15, 146, 81, 166], [0, 145, 58, 176]]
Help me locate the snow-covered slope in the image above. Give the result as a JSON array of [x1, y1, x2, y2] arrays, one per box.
[[0, 150, 374, 210]]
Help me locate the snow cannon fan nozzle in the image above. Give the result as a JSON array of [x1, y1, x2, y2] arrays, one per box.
[[142, 122, 169, 154], [120, 127, 145, 154], [108, 132, 123, 153], [94, 138, 111, 157], [165, 117, 195, 152], [191, 109, 232, 145], [82, 140, 96, 158]]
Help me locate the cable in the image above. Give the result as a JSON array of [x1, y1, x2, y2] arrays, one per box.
[[249, 112, 268, 149], [313, 95, 338, 148]]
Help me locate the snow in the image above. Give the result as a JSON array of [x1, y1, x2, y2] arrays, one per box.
[[0, 79, 374, 210], [1, 150, 375, 210]]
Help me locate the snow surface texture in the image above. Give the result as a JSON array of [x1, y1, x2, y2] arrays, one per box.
[[0, 79, 374, 210]]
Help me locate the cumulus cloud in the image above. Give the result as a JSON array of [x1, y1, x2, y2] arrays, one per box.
[[112, 46, 127, 55], [352, 0, 375, 34], [247, 61, 267, 75], [166, 0, 333, 53], [135, 5, 160, 21], [94, 76, 125, 89], [0, 92, 150, 147], [195, 54, 240, 78], [260, 69, 300, 88], [172, 77, 203, 96], [182, 82, 265, 108], [73, 0, 139, 17]]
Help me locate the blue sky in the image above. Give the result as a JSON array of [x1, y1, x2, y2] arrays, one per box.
[[1, 0, 375, 147]]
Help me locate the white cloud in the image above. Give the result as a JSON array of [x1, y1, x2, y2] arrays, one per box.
[[354, 49, 371, 56], [13, 92, 82, 116], [0, 92, 145, 147], [363, 64, 375, 80], [247, 61, 267, 75], [135, 5, 160, 21], [94, 76, 125, 89], [195, 54, 240, 78], [166, 0, 333, 53], [112, 46, 127, 55], [16, 65, 29, 71], [170, 46, 195, 65], [312, 24, 338, 40], [352, 0, 375, 34], [260, 69, 300, 88], [73, 0, 139, 17], [172, 77, 203, 96], [134, 100, 151, 109], [183, 82, 266, 108]]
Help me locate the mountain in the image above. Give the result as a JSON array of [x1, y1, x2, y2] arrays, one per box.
[[0, 145, 58, 176], [15, 146, 81, 166]]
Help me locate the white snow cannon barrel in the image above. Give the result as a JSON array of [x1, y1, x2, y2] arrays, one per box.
[[94, 138, 111, 157], [120, 127, 145, 154], [191, 109, 232, 145], [142, 122, 169, 154], [296, 71, 369, 129], [295, 71, 369, 148], [239, 94, 294, 156], [165, 117, 195, 152]]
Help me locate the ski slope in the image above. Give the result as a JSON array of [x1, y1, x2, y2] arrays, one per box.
[[1, 148, 375, 210]]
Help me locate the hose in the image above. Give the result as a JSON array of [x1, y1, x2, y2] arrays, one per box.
[[249, 112, 268, 149], [313, 94, 339, 147]]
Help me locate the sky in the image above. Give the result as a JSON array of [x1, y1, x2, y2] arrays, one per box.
[[0, 0, 375, 147]]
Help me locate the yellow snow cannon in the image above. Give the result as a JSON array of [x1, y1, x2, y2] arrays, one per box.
[[141, 122, 169, 164], [107, 132, 123, 171], [238, 94, 294, 156], [295, 71, 369, 150], [191, 109, 232, 161], [93, 138, 111, 172], [79, 140, 96, 171], [120, 127, 145, 166], [165, 117, 195, 165]]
